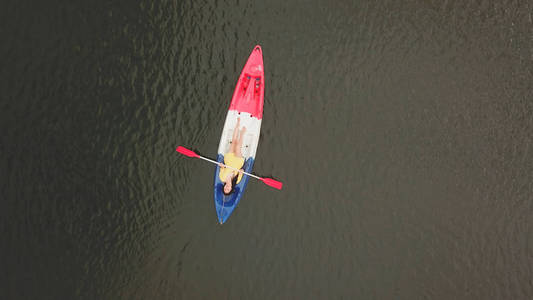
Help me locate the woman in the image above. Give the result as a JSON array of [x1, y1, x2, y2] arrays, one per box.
[[219, 118, 247, 195]]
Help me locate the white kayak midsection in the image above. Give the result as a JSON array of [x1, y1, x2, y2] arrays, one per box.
[[217, 110, 262, 159]]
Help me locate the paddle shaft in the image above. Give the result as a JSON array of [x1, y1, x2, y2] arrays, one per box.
[[197, 155, 261, 180]]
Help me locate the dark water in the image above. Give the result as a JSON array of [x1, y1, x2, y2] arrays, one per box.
[[2, 0, 533, 299]]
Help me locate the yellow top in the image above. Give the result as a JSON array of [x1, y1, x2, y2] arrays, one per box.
[[218, 152, 245, 183]]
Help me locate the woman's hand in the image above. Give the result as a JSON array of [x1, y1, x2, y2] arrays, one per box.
[[218, 162, 224, 168], [238, 169, 244, 174]]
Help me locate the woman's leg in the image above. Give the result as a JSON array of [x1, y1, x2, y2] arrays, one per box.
[[230, 118, 241, 153], [234, 126, 247, 157]]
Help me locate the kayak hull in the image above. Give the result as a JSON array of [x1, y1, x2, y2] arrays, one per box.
[[214, 45, 265, 224]]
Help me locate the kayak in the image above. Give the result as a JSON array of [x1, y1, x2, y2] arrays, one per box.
[[214, 45, 265, 224]]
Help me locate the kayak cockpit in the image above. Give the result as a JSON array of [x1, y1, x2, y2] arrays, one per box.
[[213, 155, 255, 224]]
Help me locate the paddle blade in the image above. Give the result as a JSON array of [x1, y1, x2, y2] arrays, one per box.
[[260, 177, 283, 190], [176, 146, 199, 158]]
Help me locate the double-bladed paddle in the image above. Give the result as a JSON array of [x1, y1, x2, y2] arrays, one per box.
[[176, 146, 283, 190]]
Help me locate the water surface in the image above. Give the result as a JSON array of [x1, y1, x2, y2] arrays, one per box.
[[2, 0, 533, 299]]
